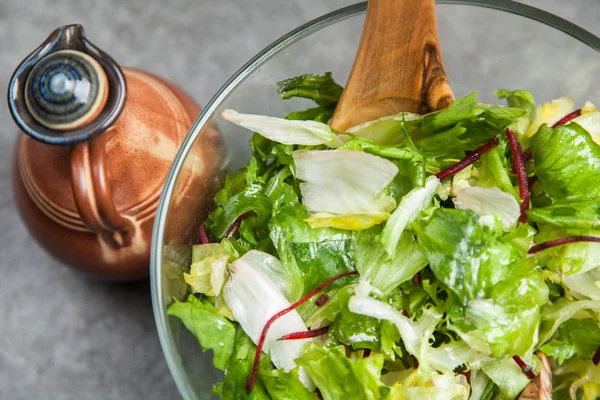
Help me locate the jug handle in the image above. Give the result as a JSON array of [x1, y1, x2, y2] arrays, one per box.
[[69, 130, 134, 249]]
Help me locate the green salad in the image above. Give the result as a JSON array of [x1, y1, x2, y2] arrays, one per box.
[[168, 72, 600, 400]]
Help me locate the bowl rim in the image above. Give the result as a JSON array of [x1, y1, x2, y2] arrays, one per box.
[[150, 1, 600, 398]]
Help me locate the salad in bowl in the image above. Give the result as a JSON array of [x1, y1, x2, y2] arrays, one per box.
[[167, 72, 600, 400]]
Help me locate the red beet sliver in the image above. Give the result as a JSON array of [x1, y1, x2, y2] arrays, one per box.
[[506, 129, 530, 223], [363, 349, 371, 359], [246, 270, 358, 393], [277, 326, 330, 341], [512, 356, 536, 380], [225, 211, 252, 239], [511, 148, 533, 173], [552, 109, 582, 127], [198, 225, 210, 245], [412, 271, 422, 286], [344, 344, 352, 358], [315, 293, 329, 307], [593, 345, 600, 366], [528, 236, 600, 254], [436, 138, 499, 181]]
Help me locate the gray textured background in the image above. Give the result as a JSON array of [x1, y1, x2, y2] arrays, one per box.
[[0, 1, 598, 399]]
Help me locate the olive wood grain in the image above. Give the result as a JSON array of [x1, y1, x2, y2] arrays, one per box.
[[331, 0, 453, 131]]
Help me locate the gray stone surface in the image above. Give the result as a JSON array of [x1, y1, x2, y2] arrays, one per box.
[[0, 1, 598, 399]]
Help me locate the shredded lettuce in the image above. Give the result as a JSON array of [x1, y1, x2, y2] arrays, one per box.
[[169, 74, 600, 400]]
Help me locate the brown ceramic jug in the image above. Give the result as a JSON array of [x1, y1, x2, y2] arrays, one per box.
[[9, 24, 220, 280]]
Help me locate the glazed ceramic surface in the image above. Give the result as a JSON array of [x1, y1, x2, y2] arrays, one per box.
[[9, 25, 216, 279]]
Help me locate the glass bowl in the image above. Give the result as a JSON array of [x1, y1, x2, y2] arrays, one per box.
[[151, 1, 600, 398]]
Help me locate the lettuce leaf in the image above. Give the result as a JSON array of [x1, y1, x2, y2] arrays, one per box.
[[525, 96, 575, 138], [206, 158, 273, 240], [346, 112, 421, 145], [531, 122, 600, 201], [293, 150, 398, 215], [539, 298, 600, 344], [297, 342, 386, 400], [553, 358, 600, 400], [380, 175, 440, 257], [540, 318, 600, 364], [329, 285, 382, 350], [527, 200, 600, 229], [472, 139, 516, 197], [222, 326, 271, 399], [385, 370, 469, 400], [415, 93, 525, 159], [478, 356, 535, 400], [269, 205, 356, 300], [494, 89, 535, 117], [351, 226, 427, 294], [223, 251, 312, 381], [452, 186, 520, 231], [260, 365, 317, 400], [564, 266, 600, 300], [167, 295, 236, 371], [415, 208, 547, 355], [276, 72, 343, 108], [221, 110, 342, 147]]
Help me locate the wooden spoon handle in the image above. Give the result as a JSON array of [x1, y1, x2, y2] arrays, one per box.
[[331, 0, 453, 131]]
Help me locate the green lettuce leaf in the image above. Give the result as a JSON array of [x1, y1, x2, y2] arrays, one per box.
[[479, 356, 536, 400], [345, 92, 523, 157], [297, 342, 386, 400], [329, 285, 382, 350], [533, 225, 600, 276], [539, 298, 600, 344], [251, 134, 294, 168], [472, 138, 516, 197], [414, 92, 524, 159], [564, 266, 600, 300], [340, 137, 424, 163], [207, 158, 272, 240], [260, 365, 317, 400], [384, 370, 469, 400], [415, 208, 547, 355], [351, 226, 427, 294], [414, 208, 506, 303], [269, 205, 356, 300], [531, 122, 600, 201], [276, 72, 343, 108], [167, 295, 236, 371], [285, 106, 334, 123], [494, 89, 535, 117], [222, 326, 270, 400], [553, 358, 600, 400], [527, 200, 600, 229], [346, 112, 421, 145], [540, 318, 600, 364]]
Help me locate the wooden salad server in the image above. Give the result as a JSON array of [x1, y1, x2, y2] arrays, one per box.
[[332, 1, 552, 398], [331, 0, 453, 130]]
